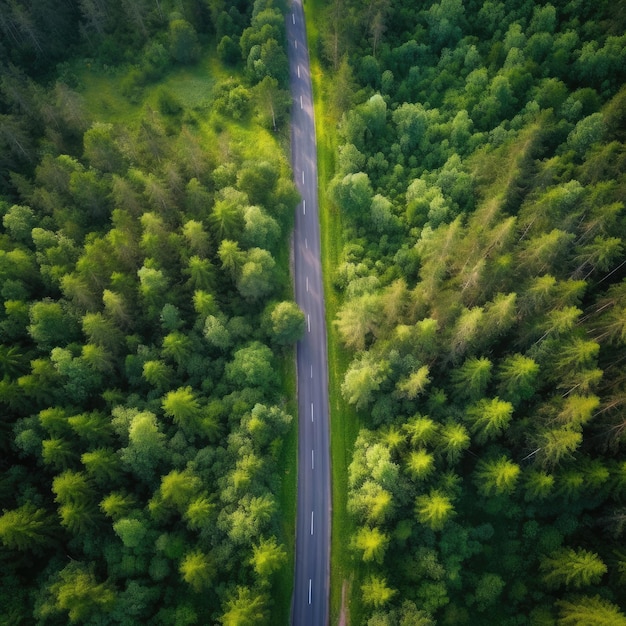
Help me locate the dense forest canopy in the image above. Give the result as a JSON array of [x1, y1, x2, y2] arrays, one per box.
[[318, 0, 626, 624], [4, 0, 626, 624], [0, 0, 300, 624]]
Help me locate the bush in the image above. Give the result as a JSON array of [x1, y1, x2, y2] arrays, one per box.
[[217, 36, 241, 66], [157, 88, 182, 116]]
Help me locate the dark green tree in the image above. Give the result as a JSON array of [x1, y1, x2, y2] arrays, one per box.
[[169, 19, 200, 64]]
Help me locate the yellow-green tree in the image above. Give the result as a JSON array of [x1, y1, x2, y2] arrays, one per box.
[[415, 489, 455, 531], [540, 548, 607, 589]]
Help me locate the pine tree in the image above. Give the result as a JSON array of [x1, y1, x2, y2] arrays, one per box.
[[179, 550, 215, 592], [524, 470, 555, 501], [403, 415, 439, 447], [162, 386, 202, 435], [557, 595, 626, 625], [335, 293, 384, 351], [415, 489, 455, 531], [406, 449, 435, 480], [474, 456, 521, 496], [46, 562, 116, 624], [452, 357, 492, 401], [450, 306, 484, 359], [397, 365, 431, 399], [465, 397, 514, 444], [438, 422, 471, 464], [0, 503, 56, 553], [497, 354, 539, 405], [536, 428, 582, 469], [541, 548, 607, 589]]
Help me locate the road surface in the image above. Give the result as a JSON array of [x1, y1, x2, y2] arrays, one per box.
[[287, 2, 331, 625]]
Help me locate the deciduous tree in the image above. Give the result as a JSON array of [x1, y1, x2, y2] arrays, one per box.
[[226, 341, 278, 390], [266, 301, 305, 346], [250, 536, 287, 578], [219, 586, 268, 626], [352, 526, 389, 563], [361, 576, 396, 608], [342, 352, 390, 411], [237, 248, 276, 301]]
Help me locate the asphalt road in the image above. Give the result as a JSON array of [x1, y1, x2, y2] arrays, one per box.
[[286, 2, 331, 625]]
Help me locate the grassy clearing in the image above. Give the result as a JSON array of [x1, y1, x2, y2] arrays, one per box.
[[159, 55, 220, 109], [77, 51, 219, 124], [78, 65, 143, 124], [77, 47, 290, 175], [303, 1, 363, 624]]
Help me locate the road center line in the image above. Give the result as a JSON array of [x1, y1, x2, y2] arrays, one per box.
[[305, 238, 308, 249], [295, 39, 297, 49], [308, 579, 312, 605], [311, 510, 314, 534], [307, 314, 311, 332], [300, 94, 303, 109], [302, 170, 305, 184], [306, 276, 309, 291], [312, 449, 314, 470], [298, 65, 300, 78], [311, 402, 314, 422], [292, 13, 295, 24], [310, 364, 313, 378]]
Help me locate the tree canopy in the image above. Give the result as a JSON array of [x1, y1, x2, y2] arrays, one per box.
[[0, 1, 297, 623], [320, 0, 626, 622]]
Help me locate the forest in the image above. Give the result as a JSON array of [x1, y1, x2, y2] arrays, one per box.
[[0, 0, 301, 624], [3, 0, 626, 624], [314, 0, 626, 624]]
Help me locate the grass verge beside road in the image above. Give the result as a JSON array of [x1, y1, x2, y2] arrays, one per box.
[[303, 2, 363, 624]]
